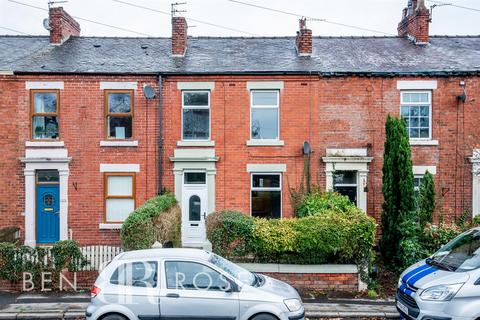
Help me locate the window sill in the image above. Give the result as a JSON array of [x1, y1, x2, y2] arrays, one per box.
[[246, 139, 284, 147], [100, 140, 139, 147], [25, 141, 64, 147], [177, 140, 215, 147], [99, 223, 122, 230], [410, 140, 439, 146]]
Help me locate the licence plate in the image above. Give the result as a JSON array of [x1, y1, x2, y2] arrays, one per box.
[[397, 300, 409, 315]]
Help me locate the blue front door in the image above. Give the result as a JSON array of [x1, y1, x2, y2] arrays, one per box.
[[36, 184, 60, 244]]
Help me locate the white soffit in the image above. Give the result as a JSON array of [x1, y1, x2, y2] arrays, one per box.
[[247, 164, 287, 173], [26, 81, 64, 90], [397, 80, 438, 90], [247, 81, 284, 90], [177, 82, 215, 91], [100, 82, 138, 90], [100, 164, 140, 172]]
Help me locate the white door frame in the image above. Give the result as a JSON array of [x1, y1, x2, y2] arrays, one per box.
[[322, 149, 373, 213], [181, 172, 208, 247], [170, 148, 218, 248], [21, 148, 71, 247]]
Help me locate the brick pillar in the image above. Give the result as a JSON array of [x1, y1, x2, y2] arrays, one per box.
[[172, 17, 187, 57], [295, 18, 312, 56], [397, 0, 430, 45], [49, 7, 80, 45]]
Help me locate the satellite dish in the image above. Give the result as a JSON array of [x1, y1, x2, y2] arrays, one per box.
[[43, 18, 51, 31], [303, 141, 312, 155], [143, 85, 156, 100]]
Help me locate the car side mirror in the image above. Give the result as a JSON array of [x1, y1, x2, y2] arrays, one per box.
[[223, 279, 240, 293]]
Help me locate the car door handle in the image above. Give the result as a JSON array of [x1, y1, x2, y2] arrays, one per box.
[[166, 293, 180, 298]]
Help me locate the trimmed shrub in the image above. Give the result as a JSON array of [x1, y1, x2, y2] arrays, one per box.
[[206, 211, 254, 259], [206, 210, 376, 267], [296, 189, 359, 218], [121, 193, 179, 250], [0, 240, 87, 284]]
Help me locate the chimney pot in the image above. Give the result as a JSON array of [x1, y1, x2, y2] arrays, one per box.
[[49, 7, 80, 45], [172, 16, 187, 57], [295, 18, 312, 56]]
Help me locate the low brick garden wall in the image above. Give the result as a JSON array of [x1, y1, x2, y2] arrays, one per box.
[[238, 263, 363, 292], [0, 265, 363, 293]]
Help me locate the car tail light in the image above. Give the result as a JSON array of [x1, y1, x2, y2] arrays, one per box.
[[91, 285, 101, 298]]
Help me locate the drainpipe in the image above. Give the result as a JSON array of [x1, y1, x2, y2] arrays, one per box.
[[157, 74, 164, 195]]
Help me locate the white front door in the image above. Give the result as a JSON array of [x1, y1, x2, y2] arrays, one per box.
[[182, 172, 208, 247]]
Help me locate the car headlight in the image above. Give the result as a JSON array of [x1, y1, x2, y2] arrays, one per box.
[[284, 298, 302, 312], [398, 278, 402, 288], [420, 283, 464, 301]]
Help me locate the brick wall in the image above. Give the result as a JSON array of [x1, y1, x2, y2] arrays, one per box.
[[1, 73, 479, 245], [0, 74, 159, 245], [163, 75, 480, 224], [262, 272, 358, 291]]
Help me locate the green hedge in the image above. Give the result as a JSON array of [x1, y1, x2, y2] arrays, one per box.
[[206, 210, 376, 267], [0, 240, 87, 284], [121, 193, 180, 250], [296, 190, 360, 218]]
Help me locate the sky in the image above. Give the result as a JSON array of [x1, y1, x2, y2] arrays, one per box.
[[0, 0, 479, 37]]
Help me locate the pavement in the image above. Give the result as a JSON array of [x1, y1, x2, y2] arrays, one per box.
[[0, 292, 399, 319]]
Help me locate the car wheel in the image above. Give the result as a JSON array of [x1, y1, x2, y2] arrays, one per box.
[[251, 313, 278, 320], [101, 314, 128, 320]]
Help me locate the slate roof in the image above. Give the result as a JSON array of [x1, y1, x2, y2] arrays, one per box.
[[0, 35, 479, 75]]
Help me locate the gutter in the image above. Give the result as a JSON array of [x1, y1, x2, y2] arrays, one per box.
[[11, 70, 480, 77], [157, 74, 163, 195]]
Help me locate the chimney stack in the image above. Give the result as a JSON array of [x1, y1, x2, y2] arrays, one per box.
[[397, 0, 430, 45], [295, 18, 312, 56], [49, 7, 80, 45], [172, 17, 187, 57]]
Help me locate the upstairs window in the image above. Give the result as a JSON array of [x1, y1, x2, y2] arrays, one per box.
[[106, 91, 133, 139], [400, 91, 431, 140], [251, 173, 281, 219], [105, 173, 135, 222], [182, 91, 210, 140], [250, 91, 279, 140], [31, 90, 59, 139]]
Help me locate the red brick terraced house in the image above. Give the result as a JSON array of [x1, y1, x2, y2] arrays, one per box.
[[0, 0, 479, 247]]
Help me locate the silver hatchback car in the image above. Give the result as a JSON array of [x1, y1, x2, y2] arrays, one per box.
[[86, 248, 305, 320], [397, 227, 480, 320]]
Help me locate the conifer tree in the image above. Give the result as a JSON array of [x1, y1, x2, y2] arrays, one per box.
[[418, 171, 435, 228], [380, 115, 415, 265]]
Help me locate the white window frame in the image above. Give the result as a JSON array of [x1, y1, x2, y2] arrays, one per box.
[[250, 90, 280, 141], [250, 172, 282, 219], [183, 170, 207, 186], [181, 90, 211, 141], [400, 90, 432, 141], [413, 175, 424, 195]]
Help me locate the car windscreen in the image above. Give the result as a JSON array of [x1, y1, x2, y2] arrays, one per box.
[[208, 253, 255, 286], [432, 229, 480, 272]]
